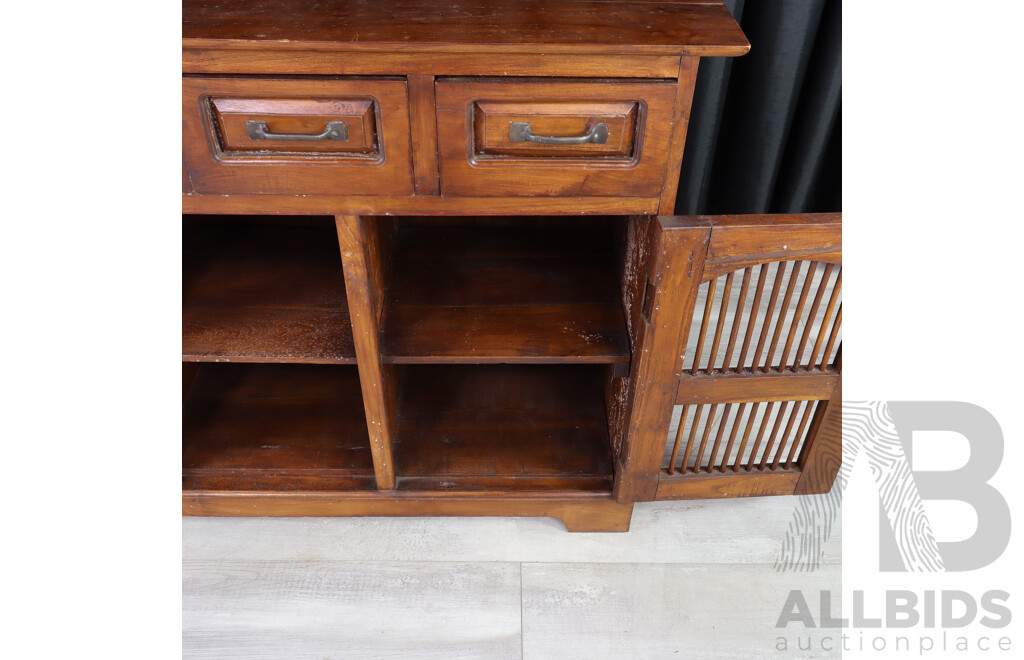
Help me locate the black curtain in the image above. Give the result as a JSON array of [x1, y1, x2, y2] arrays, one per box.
[[676, 0, 841, 215]]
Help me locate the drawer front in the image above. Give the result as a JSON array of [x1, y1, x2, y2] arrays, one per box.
[[436, 79, 677, 197], [183, 77, 414, 196]]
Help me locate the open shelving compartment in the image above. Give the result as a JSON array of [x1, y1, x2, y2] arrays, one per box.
[[373, 216, 629, 495], [182, 216, 377, 495], [183, 213, 639, 528]]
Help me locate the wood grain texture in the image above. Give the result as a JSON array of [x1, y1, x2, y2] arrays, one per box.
[[437, 78, 677, 198], [656, 470, 799, 500], [522, 563, 840, 659], [183, 493, 633, 532], [675, 371, 838, 404], [210, 97, 377, 153], [407, 75, 440, 194], [336, 216, 399, 490], [183, 560, 522, 659], [381, 223, 629, 364], [182, 0, 750, 55], [183, 220, 355, 364], [612, 217, 712, 502], [182, 363, 376, 492], [658, 55, 699, 213], [183, 77, 415, 196], [182, 192, 661, 215], [698, 213, 842, 281], [474, 101, 638, 158], [183, 47, 684, 78], [393, 365, 614, 492]]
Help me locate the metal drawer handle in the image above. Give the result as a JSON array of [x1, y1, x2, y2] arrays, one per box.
[[245, 120, 349, 142], [509, 122, 609, 145]]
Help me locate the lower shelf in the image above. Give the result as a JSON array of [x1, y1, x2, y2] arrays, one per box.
[[183, 363, 615, 500], [183, 363, 376, 492], [393, 364, 614, 493]]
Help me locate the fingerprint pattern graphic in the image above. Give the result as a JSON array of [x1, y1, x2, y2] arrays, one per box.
[[775, 401, 945, 572]]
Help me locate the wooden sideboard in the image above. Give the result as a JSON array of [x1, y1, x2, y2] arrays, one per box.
[[182, 0, 842, 531]]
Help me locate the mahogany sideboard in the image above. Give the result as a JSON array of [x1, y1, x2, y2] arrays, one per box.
[[182, 0, 842, 531]]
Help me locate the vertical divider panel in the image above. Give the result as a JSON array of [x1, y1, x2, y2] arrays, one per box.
[[610, 215, 712, 503], [336, 215, 398, 490]]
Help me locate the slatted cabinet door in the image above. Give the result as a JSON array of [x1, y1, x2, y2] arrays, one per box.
[[611, 214, 842, 502]]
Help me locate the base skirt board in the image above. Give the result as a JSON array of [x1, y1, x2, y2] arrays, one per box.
[[655, 470, 800, 500], [183, 491, 634, 532]]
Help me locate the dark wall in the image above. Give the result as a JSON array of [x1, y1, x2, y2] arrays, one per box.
[[676, 0, 841, 215]]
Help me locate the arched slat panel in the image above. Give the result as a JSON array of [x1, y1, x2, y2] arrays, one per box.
[[682, 260, 842, 373]]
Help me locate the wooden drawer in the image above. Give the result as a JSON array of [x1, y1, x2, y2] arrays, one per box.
[[436, 78, 677, 197], [183, 77, 414, 196]]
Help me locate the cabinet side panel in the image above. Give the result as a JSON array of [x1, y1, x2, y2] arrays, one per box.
[[659, 56, 700, 214]]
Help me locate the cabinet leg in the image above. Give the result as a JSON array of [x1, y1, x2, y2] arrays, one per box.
[[559, 501, 634, 533]]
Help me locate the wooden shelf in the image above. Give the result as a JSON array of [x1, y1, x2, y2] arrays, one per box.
[[183, 363, 376, 492], [183, 218, 355, 364], [393, 364, 614, 493], [381, 223, 630, 364]]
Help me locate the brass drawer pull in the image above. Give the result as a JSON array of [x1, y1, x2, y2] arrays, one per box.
[[509, 121, 609, 145], [245, 120, 349, 142]]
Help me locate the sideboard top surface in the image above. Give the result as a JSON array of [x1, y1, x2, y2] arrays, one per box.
[[182, 0, 749, 55]]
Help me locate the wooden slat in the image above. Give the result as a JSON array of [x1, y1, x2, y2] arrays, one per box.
[[722, 267, 751, 370], [794, 263, 834, 368], [718, 402, 746, 473], [785, 400, 817, 469], [690, 278, 717, 375], [810, 270, 842, 368], [735, 264, 767, 371], [758, 401, 792, 470], [706, 403, 733, 472], [763, 262, 801, 371], [731, 402, 760, 472], [692, 404, 719, 474], [655, 470, 800, 500], [676, 369, 838, 405], [704, 271, 734, 372], [680, 405, 704, 475], [752, 262, 786, 371], [666, 405, 688, 476], [820, 304, 843, 369], [779, 262, 817, 369], [771, 401, 801, 470], [745, 402, 776, 471]]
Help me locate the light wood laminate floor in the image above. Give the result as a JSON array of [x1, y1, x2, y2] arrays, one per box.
[[184, 493, 841, 658]]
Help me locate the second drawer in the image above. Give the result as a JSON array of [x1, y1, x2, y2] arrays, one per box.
[[436, 78, 678, 198]]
